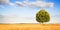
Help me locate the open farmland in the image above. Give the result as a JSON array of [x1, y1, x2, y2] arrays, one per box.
[[0, 24, 60, 30]]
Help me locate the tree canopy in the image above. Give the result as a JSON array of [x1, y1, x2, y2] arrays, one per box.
[[36, 9, 50, 23]]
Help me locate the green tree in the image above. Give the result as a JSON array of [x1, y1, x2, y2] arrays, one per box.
[[36, 9, 50, 23]]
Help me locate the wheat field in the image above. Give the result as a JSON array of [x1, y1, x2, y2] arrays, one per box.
[[0, 24, 60, 30]]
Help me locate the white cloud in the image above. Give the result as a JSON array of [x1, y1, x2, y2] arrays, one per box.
[[8, 2, 14, 6], [16, 1, 28, 7], [0, 0, 54, 8], [0, 0, 14, 8], [0, 0, 9, 5], [0, 0, 9, 3], [47, 3, 54, 8], [16, 1, 54, 8]]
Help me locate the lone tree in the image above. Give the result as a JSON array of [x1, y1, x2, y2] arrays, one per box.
[[36, 9, 50, 23]]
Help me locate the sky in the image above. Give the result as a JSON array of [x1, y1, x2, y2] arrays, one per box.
[[0, 0, 60, 24]]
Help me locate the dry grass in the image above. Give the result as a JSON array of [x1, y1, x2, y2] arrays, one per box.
[[0, 24, 60, 30]]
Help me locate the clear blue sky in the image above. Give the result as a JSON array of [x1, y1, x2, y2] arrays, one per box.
[[0, 0, 60, 23]]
